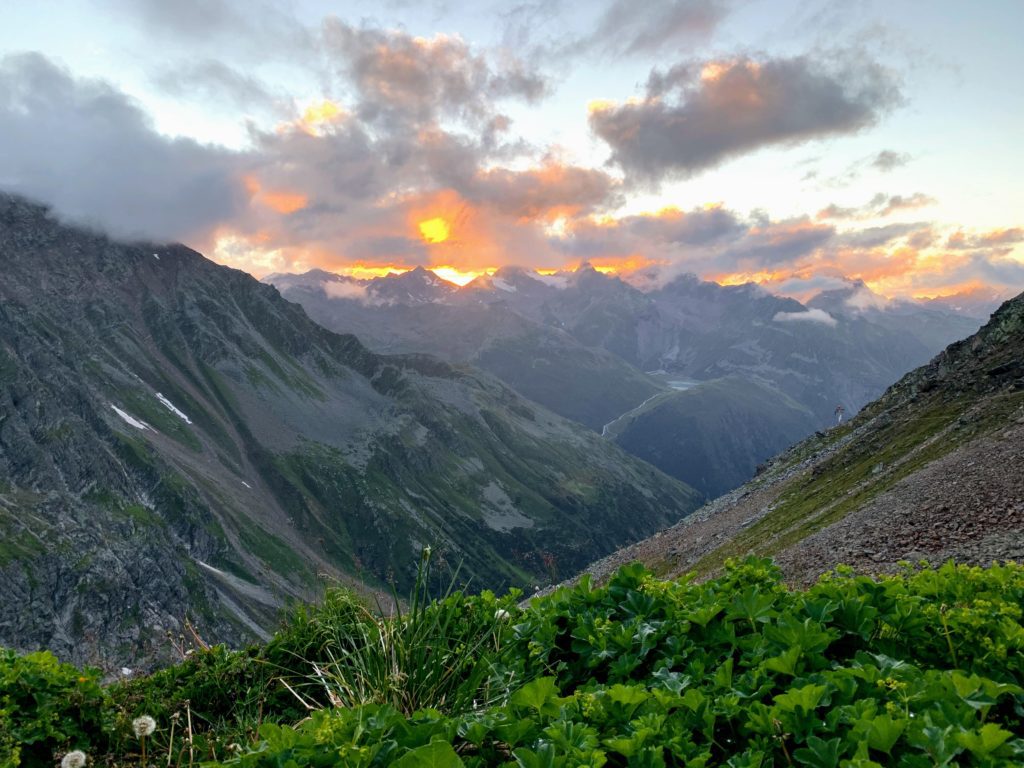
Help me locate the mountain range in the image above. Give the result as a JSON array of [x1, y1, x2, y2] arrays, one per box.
[[268, 264, 984, 497], [0, 195, 700, 667]]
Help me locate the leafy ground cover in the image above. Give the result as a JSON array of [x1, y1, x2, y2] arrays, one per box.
[[3, 557, 1024, 766]]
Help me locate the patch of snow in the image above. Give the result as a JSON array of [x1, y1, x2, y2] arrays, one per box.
[[492, 277, 517, 293], [111, 405, 149, 430], [196, 560, 227, 577], [155, 392, 192, 424]]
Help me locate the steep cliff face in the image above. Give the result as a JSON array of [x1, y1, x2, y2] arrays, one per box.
[[573, 291, 1024, 585], [0, 196, 701, 667]]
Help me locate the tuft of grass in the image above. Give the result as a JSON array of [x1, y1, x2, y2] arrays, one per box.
[[282, 549, 522, 717]]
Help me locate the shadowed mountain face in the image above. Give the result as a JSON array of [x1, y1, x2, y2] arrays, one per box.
[[0, 196, 701, 666], [575, 290, 1024, 587], [268, 265, 982, 496]]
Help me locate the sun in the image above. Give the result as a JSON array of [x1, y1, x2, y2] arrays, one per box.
[[418, 217, 451, 244]]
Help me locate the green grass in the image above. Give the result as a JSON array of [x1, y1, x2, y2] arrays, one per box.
[[237, 522, 311, 582]]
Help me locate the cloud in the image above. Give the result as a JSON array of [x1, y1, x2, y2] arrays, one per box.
[[844, 284, 891, 312], [946, 227, 1024, 250], [152, 59, 278, 111], [323, 279, 372, 302], [0, 52, 246, 241], [589, 53, 901, 182], [871, 149, 910, 171], [773, 308, 837, 327], [100, 0, 312, 59], [321, 20, 546, 130], [575, 0, 728, 57], [721, 220, 835, 268], [817, 192, 935, 220], [834, 222, 925, 248], [462, 162, 619, 220]]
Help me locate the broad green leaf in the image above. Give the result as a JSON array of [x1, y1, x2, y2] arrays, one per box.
[[793, 735, 843, 768], [865, 714, 905, 754], [511, 677, 561, 716], [957, 724, 1013, 757], [764, 646, 801, 676]]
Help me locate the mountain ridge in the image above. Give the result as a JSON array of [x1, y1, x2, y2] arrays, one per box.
[[0, 194, 701, 667]]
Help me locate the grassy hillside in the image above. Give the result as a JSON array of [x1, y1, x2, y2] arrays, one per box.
[[3, 557, 1024, 766]]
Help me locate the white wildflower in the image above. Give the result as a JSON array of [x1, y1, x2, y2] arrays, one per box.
[[61, 751, 87, 768], [132, 714, 156, 738], [494, 608, 511, 621]]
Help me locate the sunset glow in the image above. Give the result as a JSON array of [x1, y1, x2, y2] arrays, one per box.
[[418, 217, 451, 244], [429, 266, 491, 286], [298, 100, 344, 134], [4, 2, 1020, 304]]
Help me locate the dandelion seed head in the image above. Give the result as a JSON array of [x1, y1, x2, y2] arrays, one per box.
[[132, 714, 156, 737], [61, 751, 87, 768]]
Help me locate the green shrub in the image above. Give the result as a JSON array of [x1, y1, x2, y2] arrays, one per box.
[[0, 648, 109, 766], [215, 558, 1024, 767], [3, 558, 1024, 766]]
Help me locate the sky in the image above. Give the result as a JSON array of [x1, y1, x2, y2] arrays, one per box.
[[1, 0, 1022, 300]]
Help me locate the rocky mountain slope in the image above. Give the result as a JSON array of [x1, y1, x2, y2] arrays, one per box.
[[574, 289, 1024, 585], [0, 195, 701, 667]]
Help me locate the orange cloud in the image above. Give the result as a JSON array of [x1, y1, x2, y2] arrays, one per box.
[[244, 175, 308, 214]]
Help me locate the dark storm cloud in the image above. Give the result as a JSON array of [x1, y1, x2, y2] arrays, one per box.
[[590, 54, 901, 183], [871, 149, 911, 171], [0, 53, 246, 242]]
